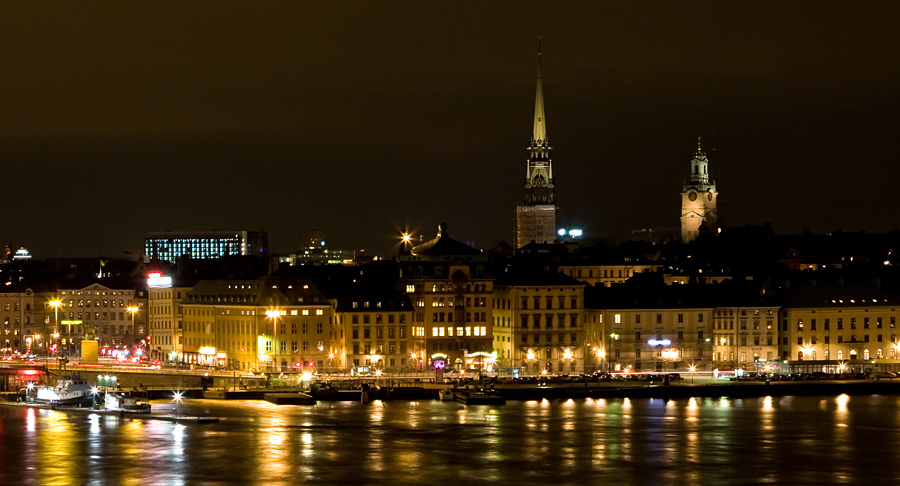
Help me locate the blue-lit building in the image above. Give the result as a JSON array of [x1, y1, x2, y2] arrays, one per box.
[[145, 230, 268, 262]]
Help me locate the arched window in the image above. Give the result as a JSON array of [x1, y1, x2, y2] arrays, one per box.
[[877, 349, 883, 359], [850, 350, 857, 359], [811, 351, 817, 360], [838, 350, 844, 360], [798, 351, 803, 360], [864, 349, 870, 360]]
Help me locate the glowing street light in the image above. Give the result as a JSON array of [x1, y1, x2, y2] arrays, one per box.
[[173, 391, 183, 417], [127, 306, 139, 354], [689, 363, 697, 384], [49, 299, 63, 356]]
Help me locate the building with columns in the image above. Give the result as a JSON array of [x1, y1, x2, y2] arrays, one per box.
[[680, 138, 718, 243], [516, 42, 557, 248]]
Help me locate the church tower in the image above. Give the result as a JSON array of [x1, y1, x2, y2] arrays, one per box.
[[680, 137, 718, 243], [516, 37, 557, 248]]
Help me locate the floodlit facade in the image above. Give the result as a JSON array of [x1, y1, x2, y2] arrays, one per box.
[[712, 306, 781, 370], [493, 274, 587, 374], [148, 281, 193, 363], [334, 292, 420, 374], [49, 284, 147, 353], [181, 276, 334, 371]]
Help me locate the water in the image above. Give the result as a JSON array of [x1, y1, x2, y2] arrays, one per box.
[[2, 395, 900, 485]]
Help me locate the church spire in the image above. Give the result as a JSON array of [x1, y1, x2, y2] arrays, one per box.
[[532, 35, 547, 145]]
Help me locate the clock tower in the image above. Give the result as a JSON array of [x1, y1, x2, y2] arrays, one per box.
[[516, 37, 557, 248], [680, 137, 718, 243]]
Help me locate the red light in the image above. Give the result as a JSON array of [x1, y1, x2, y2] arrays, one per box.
[[148, 272, 161, 278], [295, 362, 301, 367], [20, 369, 39, 376], [309, 361, 315, 367]]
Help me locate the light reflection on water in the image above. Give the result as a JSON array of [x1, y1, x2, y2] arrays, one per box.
[[2, 395, 900, 485]]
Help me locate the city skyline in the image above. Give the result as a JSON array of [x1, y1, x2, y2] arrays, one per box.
[[2, 2, 899, 257]]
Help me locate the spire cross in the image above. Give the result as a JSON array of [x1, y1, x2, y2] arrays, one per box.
[[697, 136, 702, 152]]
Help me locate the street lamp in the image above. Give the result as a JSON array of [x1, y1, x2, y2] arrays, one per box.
[[563, 348, 573, 373], [609, 333, 620, 373], [49, 299, 63, 357], [526, 349, 536, 376], [689, 363, 697, 384], [173, 391, 183, 417], [127, 306, 139, 354], [265, 309, 284, 371]]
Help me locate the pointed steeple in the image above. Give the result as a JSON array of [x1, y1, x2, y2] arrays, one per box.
[[532, 35, 547, 145]]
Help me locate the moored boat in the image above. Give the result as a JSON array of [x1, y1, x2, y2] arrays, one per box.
[[35, 375, 94, 407], [104, 392, 151, 413]]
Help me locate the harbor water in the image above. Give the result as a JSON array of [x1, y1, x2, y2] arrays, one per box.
[[2, 394, 900, 485]]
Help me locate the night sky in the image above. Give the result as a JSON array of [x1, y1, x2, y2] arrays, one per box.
[[2, 2, 899, 257]]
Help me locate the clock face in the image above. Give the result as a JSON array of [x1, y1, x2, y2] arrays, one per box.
[[688, 191, 697, 201], [707, 192, 713, 201]]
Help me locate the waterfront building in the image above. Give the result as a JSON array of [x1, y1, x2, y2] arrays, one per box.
[[780, 283, 900, 368], [515, 43, 557, 248], [181, 276, 334, 371], [585, 285, 715, 372], [712, 305, 781, 370], [399, 224, 494, 371], [145, 230, 268, 262], [680, 138, 718, 243], [48, 283, 147, 354], [0, 287, 34, 353], [333, 290, 419, 374], [147, 273, 193, 363], [493, 272, 587, 374]]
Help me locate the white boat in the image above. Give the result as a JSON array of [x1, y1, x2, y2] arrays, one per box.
[[104, 393, 151, 413], [438, 389, 454, 401], [35, 375, 94, 407]]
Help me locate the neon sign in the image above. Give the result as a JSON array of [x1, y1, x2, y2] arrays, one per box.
[[648, 339, 671, 346]]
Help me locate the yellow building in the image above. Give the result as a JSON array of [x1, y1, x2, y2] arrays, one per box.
[[147, 273, 192, 363], [781, 283, 900, 370], [399, 225, 494, 372], [334, 291, 420, 374], [493, 273, 586, 374], [181, 276, 334, 371], [712, 306, 780, 370]]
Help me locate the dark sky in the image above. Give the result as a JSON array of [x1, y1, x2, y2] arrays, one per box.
[[2, 2, 899, 257]]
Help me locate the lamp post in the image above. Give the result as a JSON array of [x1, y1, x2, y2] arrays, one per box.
[[127, 306, 139, 355], [265, 309, 282, 372], [609, 333, 620, 373], [689, 363, 697, 384], [49, 299, 63, 357], [526, 349, 536, 376], [563, 348, 573, 374]]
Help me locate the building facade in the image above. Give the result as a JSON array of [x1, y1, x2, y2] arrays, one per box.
[[147, 279, 193, 363], [712, 306, 781, 370], [181, 276, 334, 371], [680, 138, 718, 243], [1, 288, 34, 354], [494, 273, 587, 375], [50, 284, 147, 355], [335, 292, 419, 374]]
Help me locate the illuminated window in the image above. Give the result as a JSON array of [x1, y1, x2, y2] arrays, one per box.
[[614, 314, 621, 324]]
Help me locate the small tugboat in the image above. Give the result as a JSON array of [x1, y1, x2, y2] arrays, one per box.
[[104, 392, 151, 413], [35, 375, 94, 407]]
